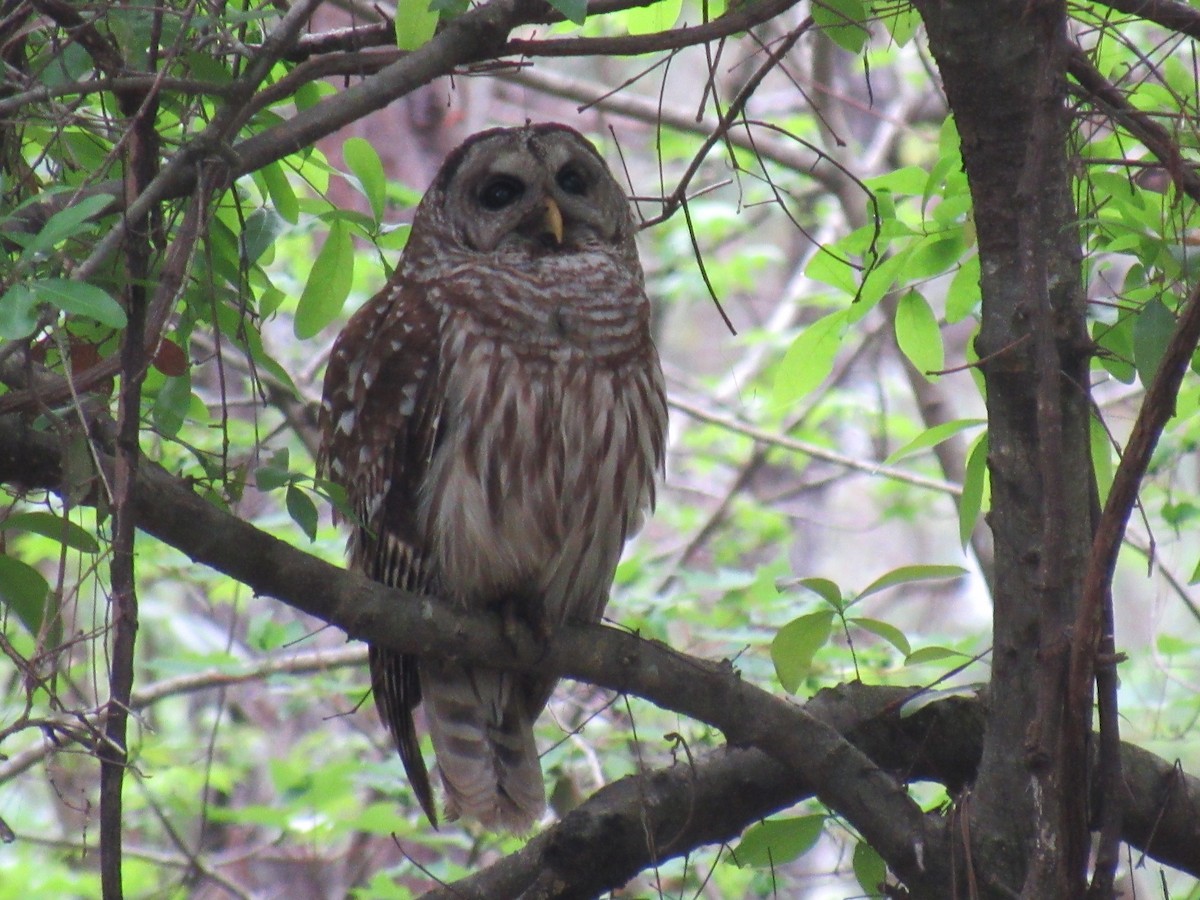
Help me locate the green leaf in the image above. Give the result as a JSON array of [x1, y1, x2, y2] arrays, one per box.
[[314, 479, 357, 523], [805, 249, 857, 293], [394, 0, 439, 50], [856, 248, 909, 310], [1094, 316, 1135, 384], [1132, 296, 1175, 387], [905, 645, 971, 666], [183, 50, 234, 86], [241, 208, 286, 266], [0, 283, 42, 339], [152, 375, 192, 438], [771, 610, 834, 693], [33, 279, 127, 329], [625, 0, 681, 34], [884, 418, 985, 465], [865, 165, 929, 195], [959, 431, 989, 548], [874, 0, 920, 45], [244, 619, 307, 652], [294, 80, 334, 113], [1157, 633, 1193, 655], [894, 289, 943, 379], [260, 161, 299, 223], [857, 564, 967, 601], [853, 840, 887, 895], [286, 485, 319, 541], [782, 576, 843, 608], [0, 556, 51, 638], [294, 219, 354, 339], [1090, 413, 1114, 506], [22, 193, 115, 257], [239, 320, 298, 393], [812, 0, 868, 53], [255, 464, 292, 492], [945, 253, 980, 323], [547, 0, 587, 24], [0, 511, 100, 553], [359, 870, 414, 899], [344, 137, 388, 223], [378, 222, 412, 252], [907, 235, 963, 280], [849, 616, 911, 656], [899, 684, 980, 717], [734, 815, 826, 867], [773, 309, 847, 405]]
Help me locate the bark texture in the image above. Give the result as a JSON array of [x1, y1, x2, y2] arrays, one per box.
[[915, 2, 1097, 896]]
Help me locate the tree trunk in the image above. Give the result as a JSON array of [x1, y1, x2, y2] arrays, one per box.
[[913, 2, 1096, 897]]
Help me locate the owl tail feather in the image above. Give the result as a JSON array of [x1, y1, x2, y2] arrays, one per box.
[[369, 646, 438, 827], [422, 663, 545, 833]]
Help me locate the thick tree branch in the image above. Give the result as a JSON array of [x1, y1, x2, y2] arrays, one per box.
[[1, 414, 947, 890], [430, 684, 1200, 898], [1070, 262, 1200, 895], [3, 418, 1200, 888], [915, 2, 1099, 894], [428, 683, 982, 899], [1066, 41, 1200, 898], [13, 0, 806, 251]]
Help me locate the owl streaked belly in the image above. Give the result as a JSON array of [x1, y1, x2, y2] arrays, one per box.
[[421, 328, 661, 627]]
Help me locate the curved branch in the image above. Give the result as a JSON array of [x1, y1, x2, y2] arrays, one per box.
[[4, 414, 1200, 887], [1092, 0, 1200, 38], [12, 0, 536, 249], [428, 685, 1200, 897], [503, 0, 802, 57], [1067, 46, 1200, 204], [426, 683, 978, 899], [0, 413, 946, 890], [14, 0, 806, 252]]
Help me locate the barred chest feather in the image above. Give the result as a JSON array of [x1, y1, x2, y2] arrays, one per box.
[[421, 305, 665, 627]]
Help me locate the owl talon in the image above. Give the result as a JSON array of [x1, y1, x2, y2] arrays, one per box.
[[500, 601, 523, 653], [498, 591, 551, 655]]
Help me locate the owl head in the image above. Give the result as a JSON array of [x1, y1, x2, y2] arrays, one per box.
[[410, 124, 636, 259]]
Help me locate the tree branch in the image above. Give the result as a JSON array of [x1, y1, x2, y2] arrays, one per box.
[[1067, 46, 1200, 205], [0, 646, 366, 783], [0, 413, 949, 890], [3, 412, 1200, 888], [428, 683, 1200, 898], [1092, 0, 1200, 38], [427, 683, 980, 899]]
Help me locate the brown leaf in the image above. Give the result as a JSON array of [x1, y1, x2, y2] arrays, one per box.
[[152, 338, 188, 377]]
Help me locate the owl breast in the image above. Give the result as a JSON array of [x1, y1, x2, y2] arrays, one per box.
[[419, 264, 664, 626]]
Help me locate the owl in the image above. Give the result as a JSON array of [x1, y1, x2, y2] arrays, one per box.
[[318, 124, 668, 832]]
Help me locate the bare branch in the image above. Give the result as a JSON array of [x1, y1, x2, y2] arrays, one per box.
[[1091, 0, 1200, 38], [0, 646, 366, 783], [504, 0, 802, 57]]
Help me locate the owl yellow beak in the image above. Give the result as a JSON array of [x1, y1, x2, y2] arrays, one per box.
[[542, 198, 564, 245]]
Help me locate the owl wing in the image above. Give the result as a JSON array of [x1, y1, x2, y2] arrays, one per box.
[[318, 274, 445, 826]]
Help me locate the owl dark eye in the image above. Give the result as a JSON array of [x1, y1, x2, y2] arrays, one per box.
[[556, 165, 587, 196], [479, 175, 525, 210]]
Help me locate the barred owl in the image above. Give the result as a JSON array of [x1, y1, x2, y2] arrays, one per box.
[[318, 124, 667, 832]]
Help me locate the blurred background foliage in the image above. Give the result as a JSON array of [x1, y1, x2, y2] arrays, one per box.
[[1, 0, 1200, 896]]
